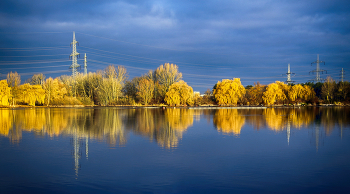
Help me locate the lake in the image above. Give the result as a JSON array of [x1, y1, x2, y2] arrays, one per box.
[[0, 107, 349, 193]]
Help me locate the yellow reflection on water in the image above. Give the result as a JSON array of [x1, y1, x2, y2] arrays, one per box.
[[213, 109, 245, 136]]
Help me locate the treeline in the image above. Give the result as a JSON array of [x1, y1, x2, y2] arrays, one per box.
[[0, 63, 349, 106]]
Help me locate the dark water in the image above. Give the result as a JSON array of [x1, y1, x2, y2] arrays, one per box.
[[0, 107, 350, 193]]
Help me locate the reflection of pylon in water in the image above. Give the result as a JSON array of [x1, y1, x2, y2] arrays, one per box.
[[72, 128, 89, 178], [287, 122, 290, 146]]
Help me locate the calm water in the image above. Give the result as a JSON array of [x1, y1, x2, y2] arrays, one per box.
[[0, 107, 350, 193]]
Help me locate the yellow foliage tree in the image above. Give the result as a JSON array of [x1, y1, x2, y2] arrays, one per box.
[[288, 84, 305, 102], [44, 78, 67, 105], [262, 82, 287, 105], [165, 80, 194, 106], [213, 78, 246, 105], [137, 78, 155, 105], [18, 84, 45, 106], [155, 63, 182, 99], [0, 80, 11, 106]]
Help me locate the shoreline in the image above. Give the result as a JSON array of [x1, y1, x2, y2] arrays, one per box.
[[1, 104, 349, 109]]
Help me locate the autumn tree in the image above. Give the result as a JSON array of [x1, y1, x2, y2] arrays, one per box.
[[262, 82, 287, 105], [245, 82, 266, 105], [165, 80, 194, 106], [7, 71, 21, 105], [18, 84, 45, 106], [137, 78, 155, 105], [321, 76, 336, 103], [213, 78, 246, 105], [336, 81, 350, 101], [155, 63, 182, 100], [44, 78, 67, 105], [0, 80, 11, 106]]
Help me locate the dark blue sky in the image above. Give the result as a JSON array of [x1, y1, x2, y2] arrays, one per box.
[[0, 0, 349, 92]]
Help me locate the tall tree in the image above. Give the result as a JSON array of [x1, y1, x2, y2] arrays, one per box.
[[137, 78, 155, 105], [0, 80, 11, 106], [30, 73, 45, 85], [262, 82, 286, 105], [155, 63, 182, 100], [321, 76, 336, 103], [7, 71, 21, 105]]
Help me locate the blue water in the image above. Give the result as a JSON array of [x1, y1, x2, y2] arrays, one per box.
[[0, 107, 349, 193]]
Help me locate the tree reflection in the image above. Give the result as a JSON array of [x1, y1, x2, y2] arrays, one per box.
[[213, 109, 245, 136], [125, 108, 195, 149]]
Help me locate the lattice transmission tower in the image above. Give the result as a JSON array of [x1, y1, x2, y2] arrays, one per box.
[[309, 54, 326, 82], [70, 31, 80, 78], [283, 63, 295, 84], [84, 53, 87, 75]]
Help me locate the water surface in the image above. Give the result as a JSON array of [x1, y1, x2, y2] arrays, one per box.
[[1, 107, 349, 193]]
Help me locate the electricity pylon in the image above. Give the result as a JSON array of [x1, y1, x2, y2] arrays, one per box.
[[84, 53, 87, 75], [309, 54, 326, 82], [283, 63, 295, 84], [70, 31, 80, 78]]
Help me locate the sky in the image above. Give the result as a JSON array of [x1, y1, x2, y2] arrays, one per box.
[[0, 0, 349, 92]]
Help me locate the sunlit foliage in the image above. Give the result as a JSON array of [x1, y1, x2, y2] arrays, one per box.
[[155, 63, 182, 99], [44, 78, 67, 105], [262, 81, 287, 105], [0, 80, 11, 106], [213, 78, 246, 105], [245, 82, 266, 105], [17, 84, 45, 106], [137, 78, 155, 105], [165, 80, 194, 106]]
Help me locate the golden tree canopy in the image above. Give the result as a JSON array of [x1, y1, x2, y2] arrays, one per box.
[[165, 80, 193, 106], [262, 82, 287, 105], [213, 78, 246, 105], [0, 80, 11, 106]]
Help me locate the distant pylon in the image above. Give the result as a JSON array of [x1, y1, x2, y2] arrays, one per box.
[[340, 68, 345, 82], [70, 31, 80, 78], [309, 54, 326, 82], [284, 63, 295, 84], [84, 53, 87, 75]]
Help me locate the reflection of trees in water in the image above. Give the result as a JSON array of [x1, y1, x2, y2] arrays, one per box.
[[0, 108, 127, 146], [262, 108, 316, 131], [1, 107, 349, 146], [213, 109, 245, 136], [125, 108, 194, 149]]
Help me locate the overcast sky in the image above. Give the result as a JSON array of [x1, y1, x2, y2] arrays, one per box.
[[0, 0, 349, 91]]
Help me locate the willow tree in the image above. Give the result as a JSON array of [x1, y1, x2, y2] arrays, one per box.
[[213, 78, 246, 105], [262, 82, 287, 105], [18, 84, 45, 106], [165, 80, 194, 106], [155, 63, 182, 100], [0, 80, 11, 106]]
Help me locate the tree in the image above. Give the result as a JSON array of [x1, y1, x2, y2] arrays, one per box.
[[165, 80, 194, 106], [0, 80, 11, 106], [262, 82, 286, 105], [29, 73, 45, 85], [321, 76, 336, 103], [18, 84, 45, 106], [288, 84, 305, 103], [44, 78, 67, 105], [213, 78, 246, 105], [7, 71, 21, 105], [137, 78, 155, 105], [245, 82, 266, 105], [155, 63, 182, 100], [103, 65, 128, 101]]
